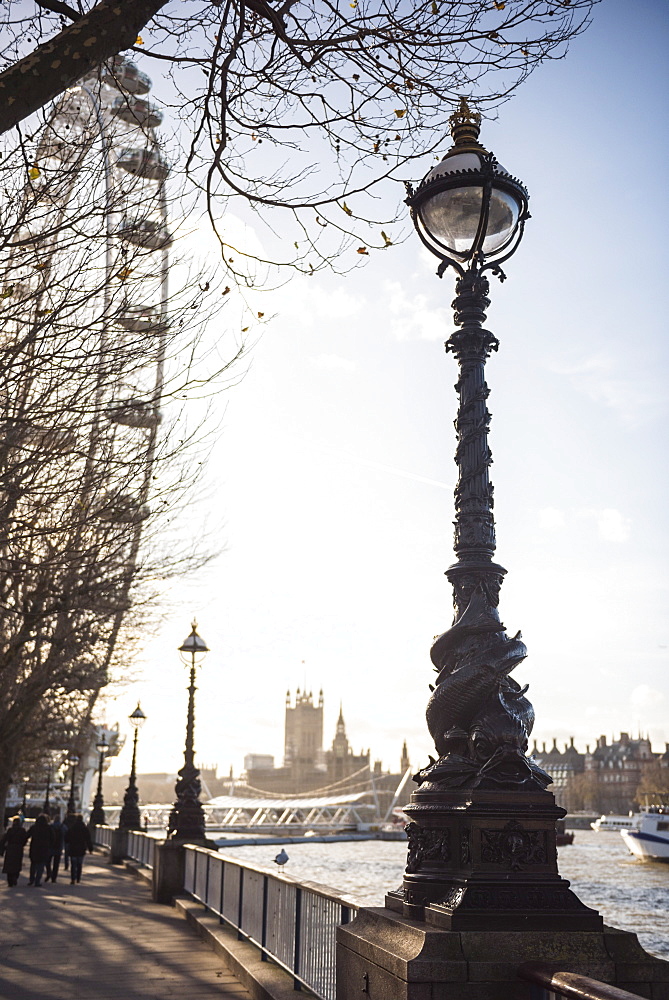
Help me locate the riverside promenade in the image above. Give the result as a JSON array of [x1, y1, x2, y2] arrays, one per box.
[[0, 856, 251, 1000]]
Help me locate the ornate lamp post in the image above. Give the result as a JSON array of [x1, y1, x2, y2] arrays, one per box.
[[20, 776, 29, 816], [89, 735, 109, 826], [66, 754, 79, 815], [118, 704, 146, 830], [43, 763, 52, 814], [387, 99, 601, 931], [168, 620, 209, 844]]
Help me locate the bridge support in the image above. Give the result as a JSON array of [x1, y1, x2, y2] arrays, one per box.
[[336, 908, 669, 1000]]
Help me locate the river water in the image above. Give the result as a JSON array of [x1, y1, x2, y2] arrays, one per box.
[[217, 830, 669, 961]]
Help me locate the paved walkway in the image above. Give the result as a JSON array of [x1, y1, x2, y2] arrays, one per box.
[[0, 856, 252, 1000]]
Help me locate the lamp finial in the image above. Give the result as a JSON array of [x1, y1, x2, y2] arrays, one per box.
[[448, 97, 483, 149]]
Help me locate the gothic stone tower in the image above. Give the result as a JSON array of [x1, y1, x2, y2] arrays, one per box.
[[284, 689, 324, 790]]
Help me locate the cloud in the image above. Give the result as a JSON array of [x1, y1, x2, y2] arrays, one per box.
[[278, 282, 363, 323], [311, 353, 357, 373], [548, 353, 664, 427], [593, 508, 632, 543], [630, 685, 666, 710], [383, 279, 451, 341], [538, 507, 566, 531]]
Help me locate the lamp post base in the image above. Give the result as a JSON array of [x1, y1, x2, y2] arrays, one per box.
[[385, 786, 601, 932], [337, 908, 669, 1000]]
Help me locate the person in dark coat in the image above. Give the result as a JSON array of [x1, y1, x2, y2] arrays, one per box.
[[64, 815, 93, 884], [46, 817, 65, 883], [27, 813, 54, 886], [1, 818, 29, 886]]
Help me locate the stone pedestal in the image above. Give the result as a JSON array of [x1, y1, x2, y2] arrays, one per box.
[[152, 840, 185, 905], [336, 907, 669, 1000], [110, 828, 129, 865], [386, 786, 601, 932]]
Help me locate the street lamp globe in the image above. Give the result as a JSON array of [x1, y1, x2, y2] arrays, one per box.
[[406, 97, 529, 276], [178, 619, 209, 666], [96, 736, 109, 756], [129, 703, 147, 730]]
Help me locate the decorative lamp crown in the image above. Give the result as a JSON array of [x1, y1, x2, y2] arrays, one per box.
[[448, 97, 484, 152]]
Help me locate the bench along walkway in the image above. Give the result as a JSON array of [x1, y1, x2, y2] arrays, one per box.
[[0, 856, 251, 1000]]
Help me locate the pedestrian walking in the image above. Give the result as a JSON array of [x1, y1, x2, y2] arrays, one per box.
[[27, 813, 54, 886], [64, 815, 93, 884], [46, 816, 65, 883], [0, 817, 28, 887]]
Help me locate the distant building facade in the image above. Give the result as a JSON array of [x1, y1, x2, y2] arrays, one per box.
[[534, 732, 660, 814], [244, 689, 370, 795]]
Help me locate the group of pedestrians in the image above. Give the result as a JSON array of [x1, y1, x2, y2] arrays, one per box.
[[0, 813, 93, 887]]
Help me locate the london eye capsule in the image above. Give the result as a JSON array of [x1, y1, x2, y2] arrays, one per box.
[[107, 399, 163, 428], [117, 216, 173, 250], [111, 96, 163, 129], [97, 493, 151, 524], [116, 147, 169, 181], [101, 57, 151, 96], [116, 303, 168, 334]]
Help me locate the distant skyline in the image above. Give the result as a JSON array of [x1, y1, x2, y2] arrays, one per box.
[[104, 0, 669, 780]]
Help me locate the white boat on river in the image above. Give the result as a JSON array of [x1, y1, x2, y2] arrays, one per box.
[[620, 807, 669, 862], [591, 813, 640, 832]]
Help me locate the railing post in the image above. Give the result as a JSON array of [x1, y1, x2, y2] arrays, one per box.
[[293, 885, 302, 992], [219, 858, 225, 925], [205, 852, 210, 905], [261, 874, 268, 962], [237, 866, 244, 941]]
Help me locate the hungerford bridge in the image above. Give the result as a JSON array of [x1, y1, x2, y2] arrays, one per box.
[[102, 772, 414, 835]]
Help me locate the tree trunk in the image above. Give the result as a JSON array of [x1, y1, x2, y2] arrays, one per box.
[[0, 0, 170, 135]]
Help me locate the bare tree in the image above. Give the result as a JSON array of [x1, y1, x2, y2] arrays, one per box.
[[1, 0, 597, 274], [0, 80, 241, 808]]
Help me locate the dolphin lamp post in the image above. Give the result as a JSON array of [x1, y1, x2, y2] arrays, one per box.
[[89, 735, 109, 827], [66, 755, 79, 815], [119, 704, 146, 830], [168, 620, 209, 844], [387, 99, 601, 931]]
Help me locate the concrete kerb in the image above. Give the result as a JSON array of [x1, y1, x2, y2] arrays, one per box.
[[174, 894, 302, 1000]]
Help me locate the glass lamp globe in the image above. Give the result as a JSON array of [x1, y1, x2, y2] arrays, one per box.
[[96, 736, 109, 755], [178, 618, 209, 666], [129, 703, 146, 729], [408, 98, 528, 268]]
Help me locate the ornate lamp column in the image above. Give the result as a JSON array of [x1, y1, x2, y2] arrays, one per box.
[[168, 620, 209, 844], [118, 704, 146, 830], [386, 99, 601, 931], [89, 735, 109, 826], [20, 776, 29, 816], [43, 766, 51, 814], [66, 755, 79, 815]]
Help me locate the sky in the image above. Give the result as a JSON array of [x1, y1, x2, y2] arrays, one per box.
[[103, 0, 669, 781]]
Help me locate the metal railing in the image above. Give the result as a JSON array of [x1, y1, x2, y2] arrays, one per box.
[[93, 824, 114, 848], [183, 845, 359, 1000], [126, 830, 156, 868], [92, 826, 156, 868], [518, 962, 647, 1000]]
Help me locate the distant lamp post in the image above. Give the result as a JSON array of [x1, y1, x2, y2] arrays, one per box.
[[66, 755, 79, 815], [168, 619, 209, 843], [387, 99, 601, 931], [89, 735, 109, 826], [43, 765, 51, 814], [21, 776, 29, 815], [118, 704, 146, 831]]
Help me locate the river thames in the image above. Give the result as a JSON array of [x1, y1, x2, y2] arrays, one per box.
[[219, 829, 669, 960]]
